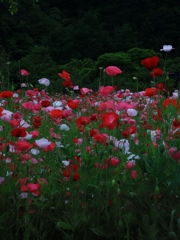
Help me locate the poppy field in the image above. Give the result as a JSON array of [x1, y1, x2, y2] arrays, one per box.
[[1, 47, 180, 240]]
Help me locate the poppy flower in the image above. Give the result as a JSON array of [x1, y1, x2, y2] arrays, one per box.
[[11, 128, 27, 137], [89, 129, 99, 137], [9, 119, 21, 128], [101, 112, 119, 130], [150, 68, 163, 78], [93, 133, 108, 145], [99, 86, 114, 97], [38, 78, 50, 86], [160, 45, 175, 52], [20, 69, 29, 76], [144, 88, 157, 97], [27, 182, 41, 196], [76, 116, 91, 128], [58, 70, 71, 81], [0, 91, 13, 98], [163, 99, 180, 109], [62, 80, 73, 88], [80, 88, 91, 95], [131, 170, 138, 179], [141, 56, 159, 70], [67, 100, 79, 109], [63, 164, 80, 181], [50, 109, 63, 118], [168, 147, 180, 160], [44, 142, 56, 152], [35, 138, 51, 149], [14, 140, 33, 151], [41, 100, 51, 107], [105, 66, 122, 76], [155, 83, 165, 91], [173, 119, 180, 127], [106, 157, 120, 166], [0, 107, 4, 117], [33, 116, 42, 128], [122, 126, 136, 138]]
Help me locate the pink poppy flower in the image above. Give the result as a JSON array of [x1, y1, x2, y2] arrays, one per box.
[[20, 69, 29, 76], [35, 138, 51, 149], [105, 66, 122, 76], [0, 177, 5, 185], [80, 88, 91, 95], [168, 147, 180, 160], [38, 78, 50, 86], [99, 86, 114, 97]]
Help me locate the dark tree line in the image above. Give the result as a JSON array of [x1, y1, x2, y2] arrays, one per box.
[[0, 0, 179, 64]]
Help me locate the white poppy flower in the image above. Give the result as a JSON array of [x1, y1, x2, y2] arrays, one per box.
[[160, 45, 174, 52]]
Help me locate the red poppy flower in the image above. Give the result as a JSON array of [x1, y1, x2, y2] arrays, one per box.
[[11, 128, 26, 137], [58, 70, 70, 81], [0, 107, 4, 117], [150, 68, 163, 78], [144, 88, 158, 97], [76, 116, 91, 128], [0, 91, 13, 98], [62, 80, 73, 88], [50, 109, 63, 118], [14, 140, 33, 151], [163, 99, 180, 109], [63, 164, 80, 181], [67, 100, 79, 109], [93, 133, 108, 145], [106, 157, 120, 166], [41, 100, 51, 107], [73, 172, 80, 181], [122, 126, 136, 138], [89, 129, 99, 137], [141, 56, 159, 70], [44, 142, 56, 152], [33, 116, 42, 128], [155, 83, 165, 90], [101, 112, 119, 130], [173, 119, 180, 127]]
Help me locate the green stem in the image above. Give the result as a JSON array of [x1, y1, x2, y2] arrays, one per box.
[[111, 76, 114, 86]]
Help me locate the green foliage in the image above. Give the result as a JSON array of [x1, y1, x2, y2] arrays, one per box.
[[12, 45, 59, 92], [1, 0, 38, 14], [127, 47, 162, 64], [0, 45, 11, 89], [58, 58, 98, 89]]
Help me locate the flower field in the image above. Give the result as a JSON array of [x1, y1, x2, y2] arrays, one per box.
[[1, 50, 180, 240]]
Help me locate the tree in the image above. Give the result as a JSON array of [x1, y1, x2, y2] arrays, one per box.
[[0, 0, 38, 14]]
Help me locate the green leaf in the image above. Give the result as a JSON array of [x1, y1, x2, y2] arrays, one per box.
[[56, 220, 72, 230], [89, 226, 105, 237]]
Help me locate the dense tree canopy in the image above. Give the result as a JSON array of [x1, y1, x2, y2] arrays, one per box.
[[0, 0, 179, 62]]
